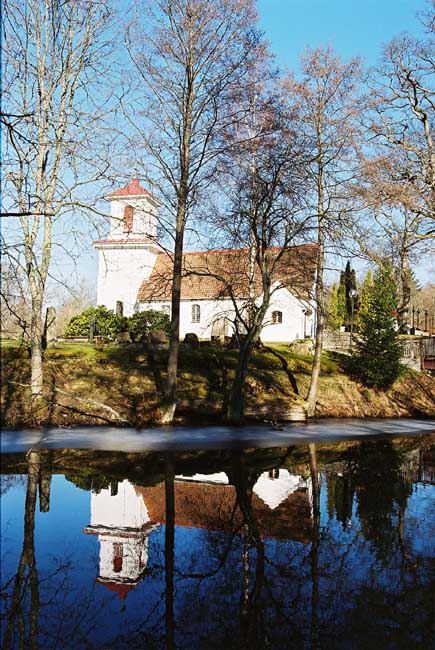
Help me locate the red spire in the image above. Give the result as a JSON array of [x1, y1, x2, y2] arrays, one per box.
[[98, 580, 137, 600], [106, 177, 151, 199]]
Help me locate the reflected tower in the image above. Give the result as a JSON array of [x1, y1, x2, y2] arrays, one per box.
[[84, 480, 158, 601]]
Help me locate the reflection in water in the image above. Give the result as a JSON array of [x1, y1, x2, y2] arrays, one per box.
[[1, 437, 434, 649]]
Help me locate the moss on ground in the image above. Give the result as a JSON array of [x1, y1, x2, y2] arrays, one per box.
[[1, 341, 434, 427]]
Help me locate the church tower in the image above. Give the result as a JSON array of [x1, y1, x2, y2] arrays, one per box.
[[93, 178, 161, 316]]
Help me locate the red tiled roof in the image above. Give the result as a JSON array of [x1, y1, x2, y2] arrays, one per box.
[[106, 177, 155, 200], [137, 244, 317, 302], [134, 480, 312, 543]]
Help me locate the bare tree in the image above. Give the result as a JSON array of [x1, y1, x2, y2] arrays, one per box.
[[2, 0, 116, 404], [125, 0, 263, 423], [0, 252, 31, 341], [365, 28, 435, 240], [286, 48, 363, 416], [214, 97, 312, 423]]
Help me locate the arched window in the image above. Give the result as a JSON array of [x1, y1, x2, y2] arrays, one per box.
[[123, 205, 134, 233], [272, 310, 282, 324], [113, 542, 123, 573], [192, 304, 200, 323], [161, 305, 171, 317]]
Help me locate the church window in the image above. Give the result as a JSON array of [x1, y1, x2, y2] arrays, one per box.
[[113, 542, 123, 573], [123, 205, 134, 233], [272, 310, 282, 324], [192, 304, 200, 323]]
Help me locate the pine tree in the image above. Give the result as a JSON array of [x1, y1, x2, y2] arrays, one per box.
[[351, 265, 402, 389]]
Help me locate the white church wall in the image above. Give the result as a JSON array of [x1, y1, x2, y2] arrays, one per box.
[[90, 480, 150, 529], [139, 287, 315, 343], [138, 298, 237, 339], [96, 246, 158, 317], [98, 534, 150, 582], [261, 285, 315, 342], [108, 198, 157, 239]]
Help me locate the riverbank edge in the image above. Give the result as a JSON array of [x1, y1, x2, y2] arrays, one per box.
[[1, 343, 434, 427]]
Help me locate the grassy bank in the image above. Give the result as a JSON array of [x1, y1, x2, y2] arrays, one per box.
[[1, 341, 434, 427]]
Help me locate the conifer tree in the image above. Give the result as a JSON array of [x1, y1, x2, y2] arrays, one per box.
[[351, 265, 402, 389], [327, 283, 346, 331], [355, 269, 374, 328]]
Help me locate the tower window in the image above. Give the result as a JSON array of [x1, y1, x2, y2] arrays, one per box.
[[192, 304, 200, 323], [272, 310, 282, 324], [113, 542, 123, 573], [123, 205, 134, 233]]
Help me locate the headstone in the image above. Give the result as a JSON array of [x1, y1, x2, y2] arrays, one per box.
[[149, 329, 168, 345], [184, 332, 199, 349], [117, 331, 131, 344]]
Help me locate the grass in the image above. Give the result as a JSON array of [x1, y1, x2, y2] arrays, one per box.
[[1, 339, 434, 427]]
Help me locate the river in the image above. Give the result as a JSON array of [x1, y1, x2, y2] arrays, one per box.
[[1, 420, 434, 649]]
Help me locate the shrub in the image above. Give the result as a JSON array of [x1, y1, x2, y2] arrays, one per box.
[[64, 306, 125, 339], [126, 310, 171, 342]]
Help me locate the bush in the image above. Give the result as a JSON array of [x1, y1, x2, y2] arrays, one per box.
[[126, 310, 171, 342], [64, 306, 125, 339]]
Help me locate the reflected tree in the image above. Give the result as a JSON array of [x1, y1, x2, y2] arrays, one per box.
[[309, 444, 320, 650], [326, 473, 355, 530], [348, 441, 412, 560], [2, 451, 41, 650], [165, 455, 175, 650], [229, 452, 265, 650]]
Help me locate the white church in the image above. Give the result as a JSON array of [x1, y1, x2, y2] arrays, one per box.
[[94, 178, 317, 343]]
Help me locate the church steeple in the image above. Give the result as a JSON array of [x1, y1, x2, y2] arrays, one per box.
[[93, 177, 160, 316], [104, 177, 159, 240]]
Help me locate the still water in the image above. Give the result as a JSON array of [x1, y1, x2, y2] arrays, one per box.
[[1, 428, 435, 649]]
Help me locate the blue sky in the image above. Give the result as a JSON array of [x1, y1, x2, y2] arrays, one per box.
[[257, 0, 426, 70]]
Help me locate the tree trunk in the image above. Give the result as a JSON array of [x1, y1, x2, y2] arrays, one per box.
[[162, 219, 185, 423], [397, 252, 411, 332], [30, 300, 44, 404], [227, 322, 263, 425], [306, 217, 325, 417]]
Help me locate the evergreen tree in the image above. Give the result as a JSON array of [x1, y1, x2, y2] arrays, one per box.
[[337, 281, 347, 329], [327, 283, 346, 331], [355, 269, 374, 329], [351, 265, 402, 389], [344, 260, 358, 324]]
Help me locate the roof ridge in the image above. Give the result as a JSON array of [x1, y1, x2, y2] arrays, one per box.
[[156, 243, 317, 257]]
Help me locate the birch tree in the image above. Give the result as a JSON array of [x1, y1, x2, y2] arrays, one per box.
[[125, 0, 262, 423], [1, 0, 115, 403], [286, 48, 363, 416]]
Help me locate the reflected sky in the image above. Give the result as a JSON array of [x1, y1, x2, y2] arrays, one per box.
[[1, 435, 434, 650]]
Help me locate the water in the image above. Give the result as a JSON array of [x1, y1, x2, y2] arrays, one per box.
[[1, 424, 435, 649]]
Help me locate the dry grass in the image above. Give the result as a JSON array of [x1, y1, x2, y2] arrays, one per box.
[[1, 341, 434, 427]]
